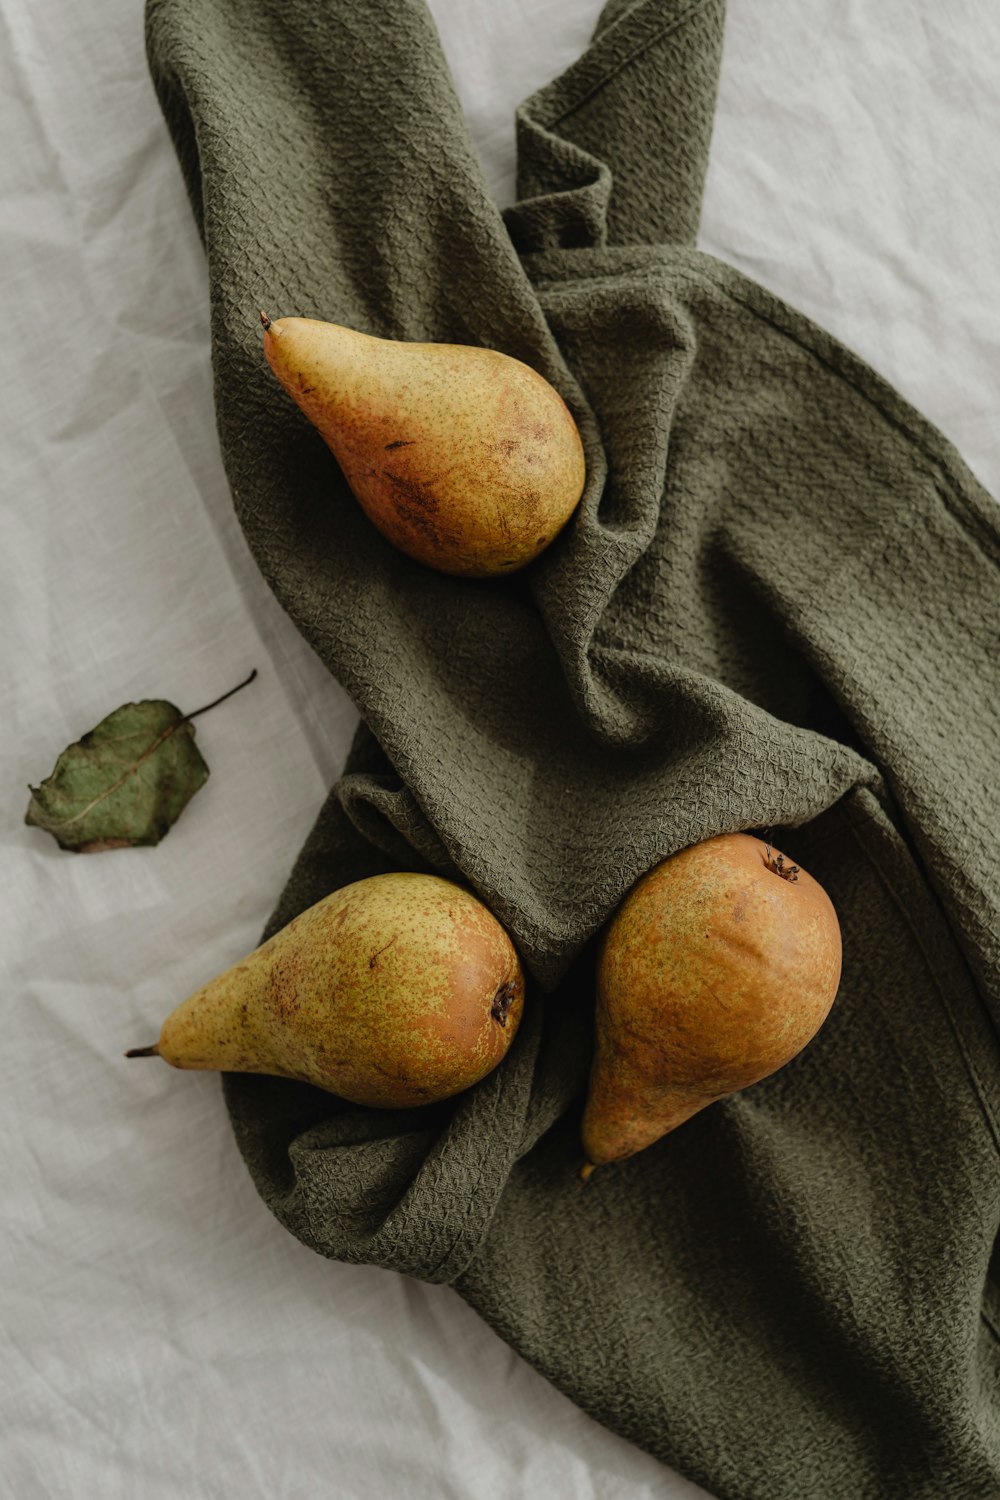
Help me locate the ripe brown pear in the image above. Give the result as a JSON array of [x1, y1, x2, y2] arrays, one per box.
[[127, 873, 525, 1108], [260, 312, 586, 577], [580, 834, 842, 1178]]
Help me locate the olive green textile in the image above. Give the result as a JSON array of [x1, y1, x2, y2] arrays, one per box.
[[145, 2, 1000, 1493]]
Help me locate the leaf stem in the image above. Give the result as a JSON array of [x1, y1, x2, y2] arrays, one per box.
[[183, 668, 258, 725]]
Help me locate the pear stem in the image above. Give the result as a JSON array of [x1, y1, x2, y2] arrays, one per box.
[[125, 1044, 160, 1058], [259, 310, 271, 332], [578, 1160, 597, 1184]]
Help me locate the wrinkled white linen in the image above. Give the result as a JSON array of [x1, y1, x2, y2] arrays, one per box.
[[3, 0, 998, 1496]]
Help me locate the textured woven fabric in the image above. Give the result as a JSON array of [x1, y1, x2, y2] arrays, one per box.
[[145, 1, 1000, 1494]]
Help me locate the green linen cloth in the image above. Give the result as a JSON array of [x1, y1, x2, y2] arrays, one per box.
[[145, 0, 1000, 1494]]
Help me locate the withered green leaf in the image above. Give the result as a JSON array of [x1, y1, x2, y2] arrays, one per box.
[[25, 670, 256, 853]]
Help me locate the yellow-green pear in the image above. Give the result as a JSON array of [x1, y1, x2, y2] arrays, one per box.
[[580, 834, 842, 1179], [260, 312, 586, 577], [127, 873, 525, 1108]]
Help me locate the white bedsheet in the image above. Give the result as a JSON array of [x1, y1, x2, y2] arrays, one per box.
[[3, 2, 998, 1496]]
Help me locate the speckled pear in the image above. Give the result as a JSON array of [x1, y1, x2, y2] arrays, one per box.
[[580, 834, 842, 1178], [260, 312, 586, 577], [126, 873, 525, 1107]]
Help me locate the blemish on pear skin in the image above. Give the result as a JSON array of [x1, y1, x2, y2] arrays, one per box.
[[384, 439, 415, 450], [378, 468, 463, 553], [368, 936, 397, 970], [381, 469, 439, 511], [268, 953, 304, 1021]]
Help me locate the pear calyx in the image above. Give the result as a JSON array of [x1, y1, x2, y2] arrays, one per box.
[[763, 843, 800, 881], [490, 979, 518, 1027]]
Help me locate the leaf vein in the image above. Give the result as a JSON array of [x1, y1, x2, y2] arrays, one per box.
[[42, 720, 190, 831]]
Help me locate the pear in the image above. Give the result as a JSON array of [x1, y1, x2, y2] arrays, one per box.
[[260, 312, 586, 577], [127, 873, 525, 1108], [580, 834, 842, 1178]]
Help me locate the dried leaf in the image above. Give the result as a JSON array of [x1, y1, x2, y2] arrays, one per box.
[[25, 670, 256, 853]]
